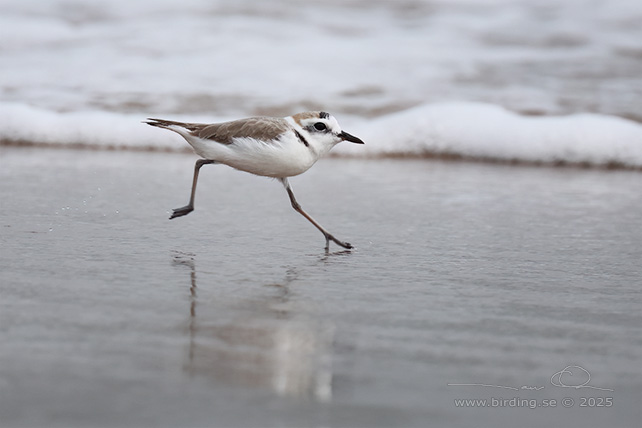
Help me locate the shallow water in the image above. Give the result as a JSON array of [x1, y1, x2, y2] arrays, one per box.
[[1, 148, 641, 427]]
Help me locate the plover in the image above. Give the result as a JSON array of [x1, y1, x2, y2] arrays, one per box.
[[145, 111, 364, 250]]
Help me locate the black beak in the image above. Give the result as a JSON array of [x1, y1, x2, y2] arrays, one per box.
[[339, 130, 365, 144]]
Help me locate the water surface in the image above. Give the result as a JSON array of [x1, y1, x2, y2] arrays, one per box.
[[1, 148, 640, 427]]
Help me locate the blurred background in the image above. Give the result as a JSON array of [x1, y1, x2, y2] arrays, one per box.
[[1, 0, 641, 164]]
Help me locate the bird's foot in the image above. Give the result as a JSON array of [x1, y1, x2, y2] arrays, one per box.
[[325, 234, 354, 251], [170, 205, 194, 219]]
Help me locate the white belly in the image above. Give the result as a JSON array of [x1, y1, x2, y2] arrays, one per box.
[[188, 135, 319, 178]]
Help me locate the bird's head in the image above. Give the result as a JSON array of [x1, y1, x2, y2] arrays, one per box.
[[291, 111, 364, 153]]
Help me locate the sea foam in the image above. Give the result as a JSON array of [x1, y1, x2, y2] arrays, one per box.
[[2, 101, 641, 168], [343, 102, 642, 168]]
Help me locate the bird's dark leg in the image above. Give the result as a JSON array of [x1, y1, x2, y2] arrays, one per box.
[[170, 159, 215, 219], [280, 178, 353, 251]]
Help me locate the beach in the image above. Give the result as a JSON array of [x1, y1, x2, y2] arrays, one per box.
[[1, 147, 640, 427], [2, 1, 642, 425]]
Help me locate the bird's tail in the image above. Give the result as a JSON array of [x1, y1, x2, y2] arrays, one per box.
[[144, 118, 205, 134], [144, 118, 215, 157]]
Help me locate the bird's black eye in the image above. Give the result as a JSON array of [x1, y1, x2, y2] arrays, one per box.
[[313, 122, 327, 131]]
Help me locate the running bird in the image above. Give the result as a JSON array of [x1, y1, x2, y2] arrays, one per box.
[[144, 111, 364, 250]]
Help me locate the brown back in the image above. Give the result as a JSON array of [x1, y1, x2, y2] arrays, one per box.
[[196, 117, 291, 144]]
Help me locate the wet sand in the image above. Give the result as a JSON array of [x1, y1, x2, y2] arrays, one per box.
[[1, 147, 640, 427]]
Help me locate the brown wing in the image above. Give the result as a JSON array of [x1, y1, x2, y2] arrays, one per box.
[[196, 117, 290, 144]]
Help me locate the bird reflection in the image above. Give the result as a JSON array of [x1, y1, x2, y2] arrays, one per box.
[[171, 251, 333, 401]]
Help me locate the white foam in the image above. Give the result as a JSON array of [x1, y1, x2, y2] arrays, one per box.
[[340, 102, 642, 167], [0, 102, 176, 150], [2, 101, 641, 168]]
